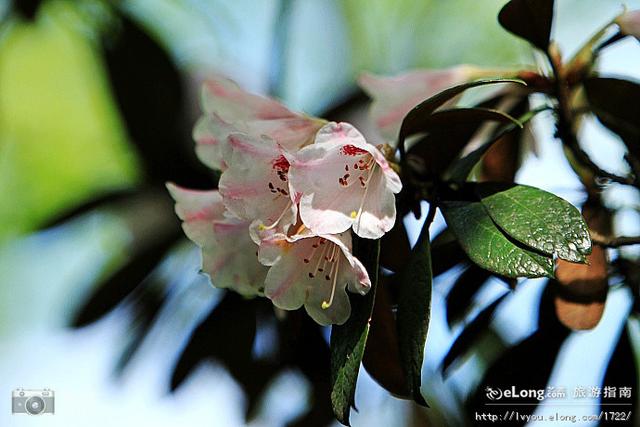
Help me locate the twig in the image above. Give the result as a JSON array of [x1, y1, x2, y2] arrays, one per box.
[[590, 230, 640, 248], [547, 50, 636, 187], [425, 201, 437, 228]]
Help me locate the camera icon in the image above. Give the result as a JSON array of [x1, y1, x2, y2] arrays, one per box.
[[12, 389, 55, 415]]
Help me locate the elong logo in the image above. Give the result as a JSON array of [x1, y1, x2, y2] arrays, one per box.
[[485, 386, 547, 401]]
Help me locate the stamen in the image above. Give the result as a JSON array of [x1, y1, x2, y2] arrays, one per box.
[[322, 256, 341, 309], [258, 200, 292, 231], [353, 163, 378, 233], [312, 240, 331, 273]]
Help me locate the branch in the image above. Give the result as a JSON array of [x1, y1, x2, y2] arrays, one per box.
[[566, 141, 635, 186], [547, 50, 636, 187], [590, 231, 640, 248]]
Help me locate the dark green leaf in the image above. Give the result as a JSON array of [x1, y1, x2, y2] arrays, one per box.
[[406, 107, 521, 177], [442, 293, 508, 375], [441, 200, 554, 278], [498, 0, 554, 50], [114, 276, 167, 376], [105, 11, 214, 188], [584, 77, 640, 158], [170, 293, 257, 392], [39, 188, 138, 230], [398, 79, 525, 150], [362, 279, 410, 398], [330, 239, 380, 426], [396, 220, 433, 406], [446, 265, 492, 327], [445, 104, 544, 182], [379, 219, 411, 273], [412, 107, 520, 135], [431, 227, 467, 277], [71, 229, 181, 327], [468, 282, 569, 421], [476, 183, 591, 263]]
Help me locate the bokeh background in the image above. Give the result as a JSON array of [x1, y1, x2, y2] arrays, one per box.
[[1, 0, 640, 426]]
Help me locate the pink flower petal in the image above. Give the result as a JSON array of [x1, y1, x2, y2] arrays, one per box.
[[167, 183, 266, 296], [288, 122, 402, 239], [192, 114, 239, 171], [219, 133, 297, 232], [201, 76, 294, 121], [358, 66, 476, 141], [261, 230, 371, 326], [195, 76, 324, 170], [249, 117, 324, 151]]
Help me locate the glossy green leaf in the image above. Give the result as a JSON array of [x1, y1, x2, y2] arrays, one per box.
[[584, 77, 640, 158], [442, 200, 554, 278], [330, 239, 379, 426], [476, 183, 591, 263], [396, 219, 432, 406], [498, 0, 555, 50], [398, 79, 524, 151]]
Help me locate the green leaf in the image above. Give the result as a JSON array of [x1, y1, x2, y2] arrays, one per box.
[[330, 239, 380, 426], [498, 0, 555, 51], [441, 200, 554, 278], [476, 183, 591, 263], [396, 219, 433, 406], [413, 107, 521, 133], [398, 79, 525, 151], [584, 77, 640, 158], [406, 108, 522, 177], [442, 293, 508, 375], [445, 103, 544, 182], [445, 264, 492, 327], [431, 227, 466, 277]]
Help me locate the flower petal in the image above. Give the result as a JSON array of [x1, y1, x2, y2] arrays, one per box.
[[167, 182, 225, 247], [351, 168, 397, 239], [262, 231, 370, 325], [219, 133, 297, 231], [193, 114, 240, 171], [201, 76, 295, 121], [263, 236, 317, 310], [305, 284, 351, 326], [249, 117, 324, 151], [358, 66, 476, 141], [167, 183, 266, 296], [289, 122, 401, 239]]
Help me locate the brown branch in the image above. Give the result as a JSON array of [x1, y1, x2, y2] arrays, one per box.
[[547, 50, 636, 187], [590, 230, 640, 248]]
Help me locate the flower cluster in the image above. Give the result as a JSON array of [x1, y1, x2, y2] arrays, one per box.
[[169, 76, 401, 325]]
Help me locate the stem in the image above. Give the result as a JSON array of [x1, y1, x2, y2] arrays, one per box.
[[590, 231, 640, 248], [594, 31, 627, 54], [425, 202, 437, 229], [547, 49, 635, 187]]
